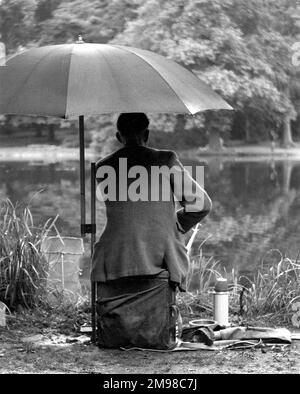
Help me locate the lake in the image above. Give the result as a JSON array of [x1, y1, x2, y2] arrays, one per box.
[[1, 152, 299, 294]]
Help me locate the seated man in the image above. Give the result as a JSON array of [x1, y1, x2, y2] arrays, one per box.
[[91, 113, 212, 349]]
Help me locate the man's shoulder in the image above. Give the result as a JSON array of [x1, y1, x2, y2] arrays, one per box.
[[96, 149, 123, 168], [146, 146, 174, 155], [145, 147, 177, 164], [96, 147, 177, 167]]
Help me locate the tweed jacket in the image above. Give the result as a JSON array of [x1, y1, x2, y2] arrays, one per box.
[[91, 145, 211, 291]]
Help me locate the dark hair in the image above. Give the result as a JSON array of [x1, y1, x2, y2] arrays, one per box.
[[117, 113, 149, 139]]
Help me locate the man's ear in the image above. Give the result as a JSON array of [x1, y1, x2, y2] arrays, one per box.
[[143, 129, 149, 143], [116, 132, 123, 144]]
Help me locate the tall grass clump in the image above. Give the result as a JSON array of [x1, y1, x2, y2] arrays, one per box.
[[239, 252, 300, 324], [0, 199, 57, 310]]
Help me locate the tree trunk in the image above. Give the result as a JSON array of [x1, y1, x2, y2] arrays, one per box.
[[174, 114, 187, 133], [208, 158, 223, 178], [245, 115, 250, 143], [245, 164, 250, 187], [48, 124, 56, 143], [208, 129, 223, 152], [282, 114, 295, 148], [282, 161, 293, 194], [34, 124, 42, 138], [0, 41, 6, 66]]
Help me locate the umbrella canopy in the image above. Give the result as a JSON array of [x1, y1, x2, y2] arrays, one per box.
[[0, 43, 232, 117]]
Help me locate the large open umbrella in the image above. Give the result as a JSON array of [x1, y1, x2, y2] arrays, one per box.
[[0, 41, 232, 341], [0, 41, 232, 235]]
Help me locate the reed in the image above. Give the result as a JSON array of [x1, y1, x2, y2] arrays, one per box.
[[178, 230, 224, 317], [0, 199, 57, 309]]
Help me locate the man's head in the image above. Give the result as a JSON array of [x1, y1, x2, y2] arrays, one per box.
[[116, 113, 149, 146]]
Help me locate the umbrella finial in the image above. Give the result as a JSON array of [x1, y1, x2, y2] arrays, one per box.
[[76, 35, 85, 44]]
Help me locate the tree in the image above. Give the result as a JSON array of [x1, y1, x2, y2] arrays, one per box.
[[251, 0, 299, 147], [34, 0, 62, 22], [0, 0, 37, 53], [3, 114, 73, 145], [36, 0, 138, 45], [1, 0, 299, 149], [114, 0, 299, 149]]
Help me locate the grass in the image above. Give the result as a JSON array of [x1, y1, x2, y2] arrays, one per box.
[[6, 297, 91, 336], [178, 228, 300, 327], [0, 198, 58, 310]]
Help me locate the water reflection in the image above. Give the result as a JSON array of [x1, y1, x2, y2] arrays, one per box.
[[1, 156, 300, 289], [191, 157, 300, 277]]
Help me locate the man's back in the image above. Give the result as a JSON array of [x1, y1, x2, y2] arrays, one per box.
[[91, 145, 192, 290], [91, 113, 211, 291]]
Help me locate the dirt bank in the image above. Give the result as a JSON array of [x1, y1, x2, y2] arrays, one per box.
[[1, 325, 299, 374]]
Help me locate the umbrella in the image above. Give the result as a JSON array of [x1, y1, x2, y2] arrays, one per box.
[[0, 41, 232, 236]]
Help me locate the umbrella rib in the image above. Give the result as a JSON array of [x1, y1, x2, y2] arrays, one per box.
[[4, 48, 28, 63], [112, 45, 192, 114], [65, 44, 76, 118]]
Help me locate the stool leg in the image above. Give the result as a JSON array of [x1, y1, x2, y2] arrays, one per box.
[[91, 282, 96, 342], [91, 162, 97, 343]]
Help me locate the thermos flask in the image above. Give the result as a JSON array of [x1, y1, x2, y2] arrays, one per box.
[[213, 277, 229, 326]]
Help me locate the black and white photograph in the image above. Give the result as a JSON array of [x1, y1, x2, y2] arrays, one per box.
[[0, 0, 300, 377]]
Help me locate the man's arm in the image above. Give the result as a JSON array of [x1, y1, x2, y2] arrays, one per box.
[[169, 152, 212, 233]]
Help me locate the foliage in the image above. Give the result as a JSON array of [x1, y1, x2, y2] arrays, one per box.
[[0, 198, 56, 309], [0, 0, 37, 53], [36, 0, 138, 46], [114, 0, 299, 145], [0, 0, 300, 148]]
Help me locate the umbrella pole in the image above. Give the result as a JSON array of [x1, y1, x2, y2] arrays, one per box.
[[90, 162, 97, 343], [79, 117, 97, 342], [79, 115, 86, 237]]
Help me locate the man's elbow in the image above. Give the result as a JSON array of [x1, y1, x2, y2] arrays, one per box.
[[186, 194, 212, 218], [203, 194, 212, 214], [195, 194, 212, 220], [199, 203, 211, 221]]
